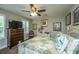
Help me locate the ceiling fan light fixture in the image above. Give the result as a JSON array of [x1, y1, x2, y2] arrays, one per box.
[[31, 12, 37, 16]]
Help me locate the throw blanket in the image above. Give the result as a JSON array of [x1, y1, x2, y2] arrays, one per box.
[[23, 36, 57, 54]]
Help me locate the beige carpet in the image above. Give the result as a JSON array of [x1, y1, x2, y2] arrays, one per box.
[[0, 46, 18, 54]]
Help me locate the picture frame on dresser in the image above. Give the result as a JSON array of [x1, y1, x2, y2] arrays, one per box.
[[73, 7, 79, 25], [65, 12, 71, 25]]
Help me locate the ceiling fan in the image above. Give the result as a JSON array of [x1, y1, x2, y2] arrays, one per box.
[[22, 4, 46, 16]]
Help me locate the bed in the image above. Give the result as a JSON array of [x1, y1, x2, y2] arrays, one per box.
[[18, 31, 79, 54], [18, 36, 57, 54]]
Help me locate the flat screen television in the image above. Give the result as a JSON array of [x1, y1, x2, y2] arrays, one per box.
[[9, 20, 22, 29]]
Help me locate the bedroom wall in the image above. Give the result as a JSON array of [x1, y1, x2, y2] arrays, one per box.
[[0, 8, 30, 49], [31, 5, 79, 36], [31, 17, 66, 35], [66, 4, 79, 34]]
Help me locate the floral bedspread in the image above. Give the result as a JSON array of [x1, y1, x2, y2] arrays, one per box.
[[23, 36, 57, 54]]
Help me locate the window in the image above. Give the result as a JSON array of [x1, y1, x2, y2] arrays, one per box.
[[22, 20, 29, 33], [0, 15, 5, 38]]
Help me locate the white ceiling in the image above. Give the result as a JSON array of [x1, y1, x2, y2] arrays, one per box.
[[0, 4, 74, 19]]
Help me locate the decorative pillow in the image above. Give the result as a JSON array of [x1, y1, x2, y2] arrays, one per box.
[[55, 33, 68, 53], [65, 35, 74, 52], [65, 35, 79, 54], [66, 40, 79, 54], [73, 44, 79, 54]]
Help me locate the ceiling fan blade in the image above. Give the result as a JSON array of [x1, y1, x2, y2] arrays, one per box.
[[22, 10, 30, 12], [30, 4, 34, 8], [38, 9, 46, 12], [37, 13, 41, 16]]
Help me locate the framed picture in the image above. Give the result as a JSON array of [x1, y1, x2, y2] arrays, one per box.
[[53, 22, 61, 31], [65, 12, 71, 25], [73, 7, 79, 25], [32, 24, 37, 30], [41, 19, 48, 27]]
